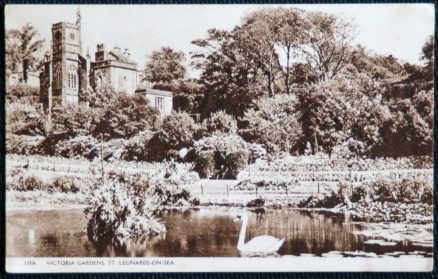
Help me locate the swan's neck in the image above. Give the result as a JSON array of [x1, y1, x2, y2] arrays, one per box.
[[237, 218, 247, 250]]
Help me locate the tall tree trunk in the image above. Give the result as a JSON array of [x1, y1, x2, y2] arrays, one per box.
[[267, 73, 275, 97], [285, 47, 291, 95], [23, 59, 29, 84], [269, 78, 276, 97], [314, 127, 319, 154]]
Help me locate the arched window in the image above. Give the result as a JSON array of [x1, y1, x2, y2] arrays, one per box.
[[54, 65, 62, 89], [68, 66, 78, 89]]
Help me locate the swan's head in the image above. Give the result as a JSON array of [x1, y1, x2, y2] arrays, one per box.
[[233, 213, 248, 222]]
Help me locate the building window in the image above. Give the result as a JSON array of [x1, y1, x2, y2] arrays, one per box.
[[68, 66, 78, 89], [155, 96, 164, 110], [119, 75, 127, 92], [54, 66, 62, 89]]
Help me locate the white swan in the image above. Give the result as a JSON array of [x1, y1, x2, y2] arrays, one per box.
[[234, 213, 285, 256]]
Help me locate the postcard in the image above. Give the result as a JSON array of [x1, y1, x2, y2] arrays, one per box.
[[4, 3, 434, 272]]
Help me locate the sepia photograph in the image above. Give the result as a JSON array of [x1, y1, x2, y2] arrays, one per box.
[[4, 3, 434, 272]]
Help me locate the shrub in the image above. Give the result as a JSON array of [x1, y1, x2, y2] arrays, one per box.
[[202, 110, 237, 135], [192, 134, 250, 179], [6, 103, 45, 136], [193, 151, 215, 178], [84, 166, 196, 244], [122, 131, 154, 161], [364, 177, 427, 203], [6, 84, 40, 104], [240, 95, 301, 154], [248, 143, 267, 162], [50, 176, 80, 193], [148, 112, 198, 161], [299, 175, 433, 208], [22, 174, 45, 191], [298, 192, 344, 208], [6, 134, 44, 155], [54, 136, 99, 159], [350, 184, 366, 203], [84, 180, 166, 244], [226, 151, 249, 178], [7, 173, 45, 191], [92, 94, 161, 139], [247, 198, 265, 207], [51, 105, 96, 138], [420, 183, 433, 205]]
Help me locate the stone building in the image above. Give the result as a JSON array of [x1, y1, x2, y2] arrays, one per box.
[[135, 86, 173, 116], [39, 10, 88, 111], [90, 44, 138, 94], [40, 9, 173, 116]]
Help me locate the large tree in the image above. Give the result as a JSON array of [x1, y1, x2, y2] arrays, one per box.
[[421, 35, 434, 77], [192, 28, 266, 117], [299, 11, 356, 82], [6, 22, 45, 83], [236, 10, 282, 97], [144, 47, 186, 91]]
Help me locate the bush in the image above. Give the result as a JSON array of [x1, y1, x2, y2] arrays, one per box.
[[92, 94, 161, 140], [350, 184, 366, 203], [192, 134, 250, 179], [6, 170, 88, 194], [193, 151, 215, 178], [6, 84, 40, 104], [7, 172, 45, 191], [373, 178, 421, 203], [239, 94, 301, 154], [6, 103, 46, 136], [247, 198, 265, 207], [202, 110, 237, 135], [148, 112, 198, 161], [420, 183, 433, 205], [299, 176, 433, 208], [84, 167, 196, 244], [84, 180, 166, 244], [54, 136, 99, 159], [248, 143, 267, 162], [6, 134, 44, 155], [297, 191, 344, 208], [122, 131, 154, 161], [50, 176, 80, 193], [226, 151, 249, 178], [51, 105, 96, 138]]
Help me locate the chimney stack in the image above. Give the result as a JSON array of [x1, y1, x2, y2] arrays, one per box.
[[95, 44, 105, 61]]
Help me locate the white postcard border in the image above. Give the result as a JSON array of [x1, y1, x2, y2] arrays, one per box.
[[6, 257, 434, 273]]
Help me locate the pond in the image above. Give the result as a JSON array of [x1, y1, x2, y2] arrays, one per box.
[[6, 208, 432, 258]]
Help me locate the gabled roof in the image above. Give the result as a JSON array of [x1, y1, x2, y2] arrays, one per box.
[[107, 49, 136, 65]]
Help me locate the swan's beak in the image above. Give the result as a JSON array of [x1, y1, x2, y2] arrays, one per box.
[[233, 218, 239, 222]]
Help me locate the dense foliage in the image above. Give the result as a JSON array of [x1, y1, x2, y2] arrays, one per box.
[[148, 112, 199, 161], [192, 134, 250, 179], [5, 8, 434, 175], [93, 94, 161, 139], [299, 176, 433, 208]]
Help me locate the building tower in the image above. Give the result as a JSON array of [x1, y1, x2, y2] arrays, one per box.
[[50, 10, 82, 106]]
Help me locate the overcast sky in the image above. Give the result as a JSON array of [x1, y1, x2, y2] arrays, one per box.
[[5, 4, 435, 75]]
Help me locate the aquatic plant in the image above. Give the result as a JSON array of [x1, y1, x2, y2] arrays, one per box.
[[84, 179, 166, 245]]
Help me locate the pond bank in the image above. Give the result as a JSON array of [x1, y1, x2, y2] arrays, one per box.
[[6, 190, 432, 226]]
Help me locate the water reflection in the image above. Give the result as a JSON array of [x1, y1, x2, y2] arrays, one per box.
[[6, 208, 432, 257]]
